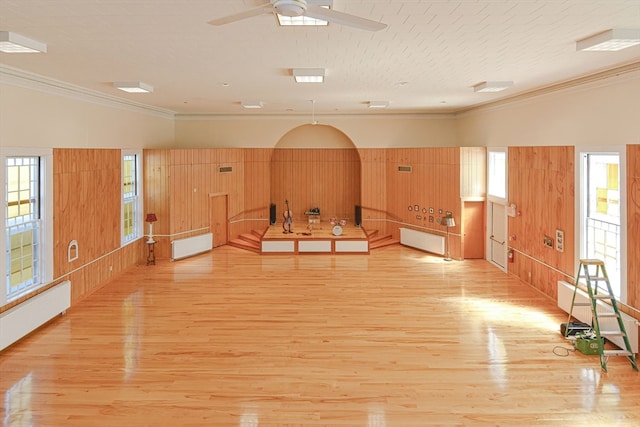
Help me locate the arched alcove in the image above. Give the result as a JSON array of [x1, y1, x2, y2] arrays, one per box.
[[270, 124, 361, 224]]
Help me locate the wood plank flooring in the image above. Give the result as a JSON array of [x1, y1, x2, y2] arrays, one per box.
[[1, 245, 639, 426]]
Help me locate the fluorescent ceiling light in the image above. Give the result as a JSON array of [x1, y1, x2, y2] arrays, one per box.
[[0, 31, 47, 53], [368, 101, 389, 109], [577, 29, 640, 51], [293, 68, 325, 83], [277, 5, 329, 26], [473, 81, 513, 93], [241, 101, 263, 109], [113, 81, 153, 93]]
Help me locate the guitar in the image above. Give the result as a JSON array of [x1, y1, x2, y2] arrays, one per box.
[[283, 199, 293, 233]]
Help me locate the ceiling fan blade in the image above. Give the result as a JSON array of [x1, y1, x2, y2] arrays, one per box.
[[208, 3, 272, 26], [305, 5, 387, 31]]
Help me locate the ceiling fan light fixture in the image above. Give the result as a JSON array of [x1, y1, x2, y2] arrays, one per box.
[[274, 0, 307, 17], [241, 101, 263, 109], [0, 31, 47, 53], [473, 81, 513, 93], [368, 101, 389, 109], [113, 81, 154, 93], [576, 29, 640, 51], [293, 68, 325, 83]]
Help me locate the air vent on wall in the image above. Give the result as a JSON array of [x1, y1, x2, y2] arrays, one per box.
[[398, 165, 412, 172], [219, 166, 233, 173]]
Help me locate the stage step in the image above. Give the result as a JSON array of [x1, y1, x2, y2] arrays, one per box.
[[368, 232, 399, 250], [252, 228, 268, 239], [239, 232, 261, 245], [229, 238, 260, 253], [229, 229, 268, 254], [365, 229, 379, 239]]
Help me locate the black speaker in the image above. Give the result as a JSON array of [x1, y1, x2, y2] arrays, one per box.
[[355, 205, 362, 227], [269, 203, 276, 225]]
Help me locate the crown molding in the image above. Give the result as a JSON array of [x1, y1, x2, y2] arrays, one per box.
[[174, 112, 457, 121], [456, 60, 640, 117], [0, 64, 175, 120], [2, 60, 638, 122]]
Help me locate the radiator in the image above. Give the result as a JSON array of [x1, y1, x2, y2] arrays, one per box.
[[171, 232, 213, 260], [0, 280, 71, 351], [400, 227, 445, 255], [557, 280, 638, 354]]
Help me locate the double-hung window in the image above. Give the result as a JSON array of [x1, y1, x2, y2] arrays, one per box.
[[122, 151, 142, 245], [1, 148, 53, 305]]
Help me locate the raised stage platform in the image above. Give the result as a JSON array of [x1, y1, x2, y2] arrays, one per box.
[[261, 223, 369, 254]]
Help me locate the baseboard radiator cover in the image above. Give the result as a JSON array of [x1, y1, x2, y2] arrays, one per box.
[[400, 227, 445, 255], [171, 232, 213, 260], [557, 280, 638, 354], [0, 280, 71, 351]]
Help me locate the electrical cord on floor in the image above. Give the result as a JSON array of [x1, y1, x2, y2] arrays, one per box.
[[553, 345, 576, 357]]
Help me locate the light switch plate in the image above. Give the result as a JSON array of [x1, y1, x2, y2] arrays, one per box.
[[556, 229, 564, 252]]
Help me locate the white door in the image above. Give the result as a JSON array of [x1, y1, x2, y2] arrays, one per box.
[[486, 148, 508, 271], [489, 202, 507, 269]]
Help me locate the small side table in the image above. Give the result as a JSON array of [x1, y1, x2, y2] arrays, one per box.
[[146, 241, 156, 265]]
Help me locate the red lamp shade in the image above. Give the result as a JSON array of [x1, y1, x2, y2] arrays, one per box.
[[145, 213, 157, 223]]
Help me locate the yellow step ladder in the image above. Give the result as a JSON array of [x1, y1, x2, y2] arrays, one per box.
[[566, 259, 638, 372]]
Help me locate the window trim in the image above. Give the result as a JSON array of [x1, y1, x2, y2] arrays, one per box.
[[1, 147, 53, 306], [577, 147, 627, 303], [121, 149, 143, 246]]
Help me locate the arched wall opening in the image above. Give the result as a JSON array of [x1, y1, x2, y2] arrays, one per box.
[[270, 124, 361, 225]]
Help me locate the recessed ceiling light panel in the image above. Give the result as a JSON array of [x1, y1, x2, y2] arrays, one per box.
[[577, 29, 640, 51], [473, 81, 513, 93], [113, 81, 154, 93], [241, 101, 264, 109], [293, 68, 325, 83], [368, 101, 389, 109], [0, 31, 47, 53]]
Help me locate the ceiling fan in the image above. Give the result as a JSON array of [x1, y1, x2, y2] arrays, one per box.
[[208, 0, 387, 32]]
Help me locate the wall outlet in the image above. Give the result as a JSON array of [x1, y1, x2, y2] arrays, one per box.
[[556, 229, 564, 252], [543, 236, 554, 249]]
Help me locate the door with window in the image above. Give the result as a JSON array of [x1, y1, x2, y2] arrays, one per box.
[[487, 148, 508, 271]]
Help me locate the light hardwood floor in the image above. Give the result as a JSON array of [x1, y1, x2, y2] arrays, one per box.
[[1, 245, 639, 426]]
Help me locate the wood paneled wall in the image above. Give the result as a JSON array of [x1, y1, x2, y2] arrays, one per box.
[[238, 148, 272, 236], [147, 147, 476, 261], [144, 149, 171, 259], [270, 149, 361, 223], [54, 149, 121, 276], [53, 149, 141, 304], [359, 149, 389, 234], [144, 148, 273, 257], [627, 145, 640, 308], [384, 147, 463, 258], [507, 146, 575, 298]]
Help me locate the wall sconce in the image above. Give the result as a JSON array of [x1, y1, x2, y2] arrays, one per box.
[[441, 214, 456, 262], [145, 213, 157, 243]]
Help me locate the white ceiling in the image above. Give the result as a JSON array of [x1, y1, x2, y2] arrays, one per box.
[[1, 0, 639, 116]]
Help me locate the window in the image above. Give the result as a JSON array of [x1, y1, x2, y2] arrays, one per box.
[[122, 151, 142, 245], [6, 157, 40, 293], [1, 148, 53, 305], [487, 149, 507, 200], [580, 152, 625, 300]]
